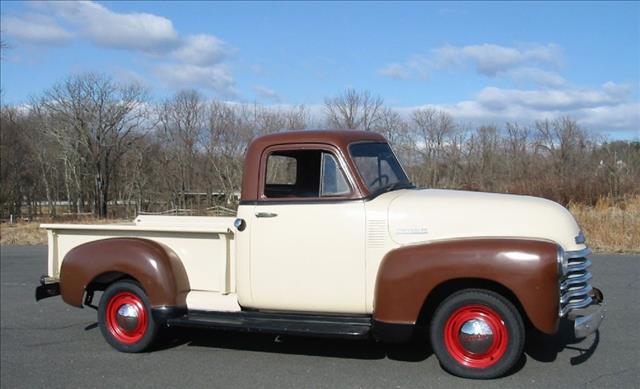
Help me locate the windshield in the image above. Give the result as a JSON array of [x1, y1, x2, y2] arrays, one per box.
[[349, 142, 412, 195]]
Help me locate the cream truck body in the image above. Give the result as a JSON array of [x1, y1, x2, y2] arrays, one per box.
[[41, 189, 585, 314]]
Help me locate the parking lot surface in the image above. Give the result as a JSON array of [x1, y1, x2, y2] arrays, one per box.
[[1, 246, 638, 388]]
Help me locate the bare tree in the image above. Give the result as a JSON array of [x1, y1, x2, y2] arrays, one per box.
[[373, 107, 409, 145], [204, 102, 252, 200], [502, 122, 532, 190], [157, 90, 207, 209], [0, 107, 35, 218], [23, 109, 60, 216], [39, 73, 149, 217], [2, 74, 639, 220], [283, 105, 309, 131], [411, 107, 457, 186], [324, 89, 384, 130]]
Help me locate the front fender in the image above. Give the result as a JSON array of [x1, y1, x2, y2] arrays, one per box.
[[59, 238, 190, 308], [373, 238, 560, 334]]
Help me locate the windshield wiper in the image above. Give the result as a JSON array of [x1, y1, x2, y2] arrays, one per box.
[[370, 182, 415, 198]]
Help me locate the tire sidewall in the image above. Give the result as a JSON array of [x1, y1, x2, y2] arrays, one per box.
[[430, 290, 525, 379], [98, 280, 157, 353]]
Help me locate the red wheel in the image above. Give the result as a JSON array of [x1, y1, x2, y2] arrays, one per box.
[[430, 289, 525, 379], [98, 280, 158, 352], [443, 304, 508, 368], [105, 291, 148, 344]]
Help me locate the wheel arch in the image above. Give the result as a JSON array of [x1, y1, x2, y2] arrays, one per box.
[[87, 271, 140, 292], [416, 278, 532, 330], [59, 237, 190, 309], [373, 238, 560, 335]]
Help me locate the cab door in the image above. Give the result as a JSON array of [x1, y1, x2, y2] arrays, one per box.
[[248, 146, 366, 314]]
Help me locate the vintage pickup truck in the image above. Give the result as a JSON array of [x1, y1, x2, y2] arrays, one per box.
[[36, 130, 604, 379]]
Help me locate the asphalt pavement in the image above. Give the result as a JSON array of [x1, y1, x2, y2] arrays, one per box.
[[1, 246, 638, 388]]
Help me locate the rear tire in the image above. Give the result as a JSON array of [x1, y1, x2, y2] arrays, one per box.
[[429, 289, 525, 379], [98, 280, 158, 353]]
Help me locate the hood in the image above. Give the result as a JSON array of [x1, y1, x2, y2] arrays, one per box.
[[387, 189, 585, 251]]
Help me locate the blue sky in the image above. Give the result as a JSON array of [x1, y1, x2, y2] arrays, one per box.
[[1, 1, 639, 138]]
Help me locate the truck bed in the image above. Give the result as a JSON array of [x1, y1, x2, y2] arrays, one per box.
[[40, 215, 239, 311]]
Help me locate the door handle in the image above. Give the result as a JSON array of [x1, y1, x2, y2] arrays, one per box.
[[255, 212, 278, 218]]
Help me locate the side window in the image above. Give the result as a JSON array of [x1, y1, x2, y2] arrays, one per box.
[[263, 149, 351, 199], [266, 155, 296, 185], [320, 153, 350, 197], [265, 154, 299, 198]]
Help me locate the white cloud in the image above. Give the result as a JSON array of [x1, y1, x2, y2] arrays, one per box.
[[172, 34, 231, 66], [154, 64, 237, 96], [380, 43, 563, 85], [379, 43, 638, 136], [19, 1, 238, 94], [431, 43, 561, 76], [28, 2, 236, 62], [43, 1, 180, 52], [476, 83, 631, 111], [253, 85, 280, 102], [577, 102, 640, 133], [403, 82, 639, 136], [601, 81, 635, 99], [1, 14, 73, 46], [378, 63, 410, 80], [405, 56, 432, 80], [504, 67, 566, 87]]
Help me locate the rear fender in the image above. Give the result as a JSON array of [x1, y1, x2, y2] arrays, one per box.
[[59, 238, 190, 308]]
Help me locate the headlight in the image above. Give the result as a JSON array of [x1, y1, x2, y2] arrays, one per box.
[[557, 245, 568, 276]]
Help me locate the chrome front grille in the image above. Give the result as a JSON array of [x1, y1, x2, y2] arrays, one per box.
[[559, 250, 593, 317]]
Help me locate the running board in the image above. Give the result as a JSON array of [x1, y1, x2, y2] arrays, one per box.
[[166, 310, 372, 339]]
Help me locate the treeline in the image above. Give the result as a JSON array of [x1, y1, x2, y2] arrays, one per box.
[[1, 73, 638, 219]]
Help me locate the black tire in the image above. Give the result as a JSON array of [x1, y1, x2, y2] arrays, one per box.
[[98, 280, 158, 353], [429, 289, 525, 379]]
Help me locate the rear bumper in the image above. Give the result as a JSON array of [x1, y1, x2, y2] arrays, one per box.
[[567, 287, 605, 339], [35, 275, 60, 301]]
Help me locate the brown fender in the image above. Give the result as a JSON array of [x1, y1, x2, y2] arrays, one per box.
[[373, 238, 560, 334], [59, 238, 190, 308]]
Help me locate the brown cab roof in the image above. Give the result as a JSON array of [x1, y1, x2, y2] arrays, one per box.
[[241, 129, 388, 201], [250, 129, 386, 149]]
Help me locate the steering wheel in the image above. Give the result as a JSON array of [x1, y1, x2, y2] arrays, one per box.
[[369, 174, 390, 188]]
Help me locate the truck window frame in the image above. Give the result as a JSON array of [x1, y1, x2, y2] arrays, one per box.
[[258, 143, 360, 203]]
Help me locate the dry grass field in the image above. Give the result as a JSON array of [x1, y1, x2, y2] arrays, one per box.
[[1, 198, 639, 253], [0, 222, 47, 246], [0, 218, 125, 246], [569, 196, 640, 253]]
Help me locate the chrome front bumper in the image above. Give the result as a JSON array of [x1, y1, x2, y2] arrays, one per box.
[[567, 287, 605, 338]]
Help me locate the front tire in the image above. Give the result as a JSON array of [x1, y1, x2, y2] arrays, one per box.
[[430, 289, 525, 379], [98, 280, 158, 353]]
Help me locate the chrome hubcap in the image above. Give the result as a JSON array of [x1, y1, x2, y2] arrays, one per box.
[[116, 303, 139, 332], [458, 318, 494, 354]]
